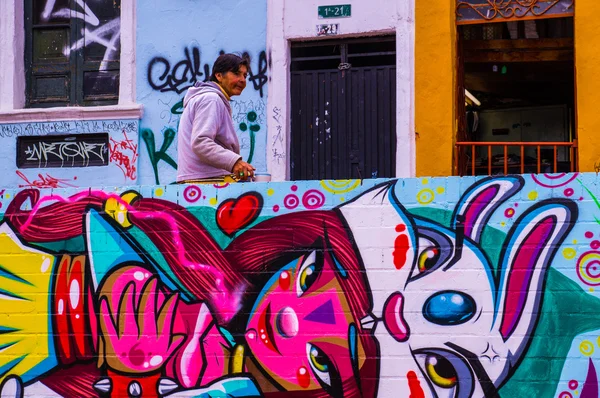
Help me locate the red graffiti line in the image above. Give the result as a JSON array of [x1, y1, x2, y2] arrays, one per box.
[[109, 130, 139, 181], [16, 171, 77, 189], [407, 371, 425, 398], [393, 224, 410, 270]]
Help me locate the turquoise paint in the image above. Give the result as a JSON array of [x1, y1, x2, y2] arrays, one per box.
[[86, 209, 145, 288]]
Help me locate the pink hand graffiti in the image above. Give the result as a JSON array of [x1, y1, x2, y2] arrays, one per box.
[[98, 278, 184, 374]]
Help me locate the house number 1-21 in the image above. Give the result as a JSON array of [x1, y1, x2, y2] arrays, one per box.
[[318, 5, 351, 19]]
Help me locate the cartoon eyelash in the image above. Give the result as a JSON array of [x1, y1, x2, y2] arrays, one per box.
[[306, 343, 342, 396], [295, 251, 322, 297], [413, 348, 475, 398]]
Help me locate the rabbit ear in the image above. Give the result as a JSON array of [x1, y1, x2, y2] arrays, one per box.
[[452, 176, 524, 243], [493, 199, 577, 357]]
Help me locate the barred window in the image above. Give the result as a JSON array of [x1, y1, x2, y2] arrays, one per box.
[[25, 0, 121, 107]]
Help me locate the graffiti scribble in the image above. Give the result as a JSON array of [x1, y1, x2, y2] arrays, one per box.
[[147, 48, 268, 97], [41, 0, 120, 71], [16, 171, 77, 189], [109, 131, 139, 181]]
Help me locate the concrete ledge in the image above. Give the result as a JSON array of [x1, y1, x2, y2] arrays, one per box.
[[0, 104, 144, 124]]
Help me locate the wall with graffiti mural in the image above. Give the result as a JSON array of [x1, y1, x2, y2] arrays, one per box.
[[0, 120, 139, 188], [137, 0, 268, 185], [0, 0, 136, 189], [0, 0, 267, 189], [0, 173, 599, 397]]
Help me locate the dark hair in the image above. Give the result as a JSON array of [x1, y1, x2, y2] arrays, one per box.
[[210, 53, 249, 82]]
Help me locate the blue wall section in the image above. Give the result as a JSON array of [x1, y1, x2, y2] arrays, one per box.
[[136, 0, 268, 185], [0, 120, 139, 188]]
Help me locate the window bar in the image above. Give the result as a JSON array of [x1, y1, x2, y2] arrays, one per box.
[[455, 146, 459, 176], [472, 144, 475, 176], [570, 145, 575, 172], [504, 145, 508, 175], [520, 145, 525, 174], [537, 145, 541, 174], [553, 145, 558, 173], [488, 145, 492, 175]]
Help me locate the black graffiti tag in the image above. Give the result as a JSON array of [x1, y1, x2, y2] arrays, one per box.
[[147, 48, 268, 97], [244, 51, 268, 98], [147, 47, 210, 94]]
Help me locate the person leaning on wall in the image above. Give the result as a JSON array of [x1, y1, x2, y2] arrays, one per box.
[[176, 53, 256, 184]]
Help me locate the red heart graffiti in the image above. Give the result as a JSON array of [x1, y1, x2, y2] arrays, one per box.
[[216, 192, 263, 236]]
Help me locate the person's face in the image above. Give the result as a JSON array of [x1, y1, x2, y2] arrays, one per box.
[[245, 250, 365, 395], [216, 65, 248, 97]]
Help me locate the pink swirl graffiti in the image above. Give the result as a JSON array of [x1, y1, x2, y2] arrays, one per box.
[[531, 173, 578, 188], [283, 194, 299, 209], [183, 185, 201, 203], [302, 189, 326, 210]]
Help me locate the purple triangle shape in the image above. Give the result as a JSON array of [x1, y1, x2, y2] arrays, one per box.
[[581, 358, 598, 398], [304, 299, 336, 325]]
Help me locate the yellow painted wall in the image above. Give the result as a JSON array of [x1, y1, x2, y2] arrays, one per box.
[[415, 4, 599, 176], [415, 0, 456, 177], [575, 4, 600, 172]]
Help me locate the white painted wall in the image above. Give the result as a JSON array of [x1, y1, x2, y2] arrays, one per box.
[[266, 0, 415, 181], [0, 1, 25, 111]]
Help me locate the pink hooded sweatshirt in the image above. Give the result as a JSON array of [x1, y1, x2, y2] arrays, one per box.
[[176, 81, 241, 181]]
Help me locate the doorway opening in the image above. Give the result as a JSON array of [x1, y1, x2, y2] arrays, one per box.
[[456, 17, 577, 175]]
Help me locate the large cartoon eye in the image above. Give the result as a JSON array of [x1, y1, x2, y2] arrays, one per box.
[[418, 246, 440, 273], [306, 343, 341, 395], [296, 251, 321, 297], [425, 354, 457, 388], [414, 349, 474, 398], [409, 228, 453, 281]]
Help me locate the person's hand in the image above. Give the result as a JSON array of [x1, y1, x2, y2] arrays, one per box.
[[232, 159, 256, 181]]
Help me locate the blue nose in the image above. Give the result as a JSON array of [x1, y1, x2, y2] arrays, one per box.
[[423, 291, 476, 325]]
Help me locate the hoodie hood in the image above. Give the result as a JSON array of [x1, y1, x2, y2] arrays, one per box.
[[183, 81, 231, 112]]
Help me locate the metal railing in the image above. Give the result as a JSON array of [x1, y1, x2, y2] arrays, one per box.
[[455, 140, 577, 176]]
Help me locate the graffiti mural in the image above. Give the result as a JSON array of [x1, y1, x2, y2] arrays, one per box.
[[0, 120, 140, 188], [109, 131, 139, 182], [39, 0, 120, 89], [232, 100, 267, 165], [140, 128, 178, 185], [140, 47, 269, 184], [147, 48, 268, 98], [2, 174, 599, 397], [136, 0, 268, 185]]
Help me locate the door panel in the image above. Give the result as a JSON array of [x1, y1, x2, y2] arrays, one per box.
[[291, 65, 396, 180], [290, 37, 396, 181]]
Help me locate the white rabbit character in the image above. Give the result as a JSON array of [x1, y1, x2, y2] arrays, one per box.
[[338, 176, 576, 398]]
